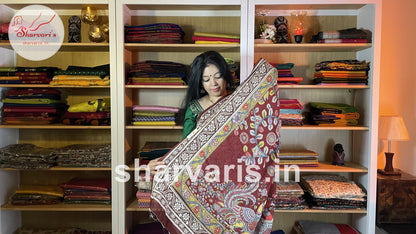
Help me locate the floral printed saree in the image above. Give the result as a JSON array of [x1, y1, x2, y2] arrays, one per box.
[[150, 59, 280, 234]]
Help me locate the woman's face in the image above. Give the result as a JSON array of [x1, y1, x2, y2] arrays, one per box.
[[201, 64, 227, 99]]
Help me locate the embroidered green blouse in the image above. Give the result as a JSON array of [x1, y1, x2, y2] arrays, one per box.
[[182, 99, 204, 139]]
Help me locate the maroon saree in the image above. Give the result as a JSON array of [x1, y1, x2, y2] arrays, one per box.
[[150, 59, 280, 233]]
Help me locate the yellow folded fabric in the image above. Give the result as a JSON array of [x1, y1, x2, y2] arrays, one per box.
[[15, 185, 63, 197], [49, 80, 110, 86], [52, 75, 109, 81], [193, 32, 240, 39], [132, 121, 176, 126], [68, 98, 111, 112], [0, 76, 20, 80], [195, 41, 239, 44]]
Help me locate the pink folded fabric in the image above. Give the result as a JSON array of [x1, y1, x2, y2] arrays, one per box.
[[132, 105, 180, 113]]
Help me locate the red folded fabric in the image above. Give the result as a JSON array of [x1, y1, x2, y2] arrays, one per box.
[[60, 178, 111, 192]]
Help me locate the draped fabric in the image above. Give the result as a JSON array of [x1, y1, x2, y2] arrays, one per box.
[[150, 59, 280, 234]]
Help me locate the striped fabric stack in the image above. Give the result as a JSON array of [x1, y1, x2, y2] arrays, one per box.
[[131, 105, 180, 126], [0, 66, 59, 84], [192, 32, 240, 44], [313, 60, 370, 86], [2, 88, 66, 125], [127, 60, 187, 86], [309, 102, 360, 126], [280, 99, 304, 126], [125, 23, 184, 43]]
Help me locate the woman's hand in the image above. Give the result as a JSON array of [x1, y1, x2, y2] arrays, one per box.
[[147, 158, 165, 175]]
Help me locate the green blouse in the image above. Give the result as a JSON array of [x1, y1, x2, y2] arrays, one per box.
[[182, 99, 204, 139]]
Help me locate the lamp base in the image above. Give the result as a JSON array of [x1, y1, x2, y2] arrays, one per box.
[[377, 168, 401, 176]]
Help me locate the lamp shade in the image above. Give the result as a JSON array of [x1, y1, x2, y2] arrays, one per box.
[[379, 115, 409, 141]]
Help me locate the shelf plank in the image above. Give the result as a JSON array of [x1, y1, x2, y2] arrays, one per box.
[[0, 84, 110, 88], [126, 125, 183, 130], [124, 84, 369, 89], [125, 85, 187, 89], [0, 42, 109, 52], [0, 124, 111, 129], [281, 125, 369, 130], [125, 125, 367, 130], [274, 208, 367, 214], [0, 167, 111, 171], [279, 85, 369, 89], [127, 198, 366, 214], [1, 202, 111, 211], [128, 161, 367, 173], [254, 43, 372, 52], [124, 43, 240, 52], [283, 161, 368, 173]]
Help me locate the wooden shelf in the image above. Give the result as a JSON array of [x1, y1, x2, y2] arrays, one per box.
[[0, 84, 110, 88], [275, 208, 367, 214], [128, 161, 367, 173], [0, 167, 111, 171], [279, 85, 369, 89], [0, 42, 109, 52], [125, 84, 369, 90], [126, 125, 183, 130], [281, 125, 369, 130], [127, 198, 366, 214], [0, 124, 111, 129], [124, 43, 240, 52], [285, 161, 368, 173], [125, 85, 187, 89], [125, 125, 366, 131], [254, 43, 372, 52], [1, 202, 111, 211]]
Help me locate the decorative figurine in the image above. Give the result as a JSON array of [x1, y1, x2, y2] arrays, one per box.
[[68, 16, 81, 43], [332, 143, 345, 166], [274, 16, 289, 43]]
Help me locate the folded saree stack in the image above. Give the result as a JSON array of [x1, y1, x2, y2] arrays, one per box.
[[300, 175, 366, 210], [309, 102, 360, 126], [125, 23, 184, 43], [131, 105, 179, 126], [2, 88, 66, 125], [313, 60, 370, 85], [0, 143, 56, 169], [192, 32, 240, 44], [136, 180, 152, 209], [280, 99, 304, 126], [311, 28, 370, 43], [60, 177, 111, 205], [273, 182, 306, 210], [137, 141, 178, 165], [277, 149, 318, 167], [53, 144, 111, 168], [10, 185, 63, 205], [272, 63, 303, 85], [127, 60, 187, 85], [0, 66, 60, 84], [62, 98, 110, 126], [50, 64, 110, 86]]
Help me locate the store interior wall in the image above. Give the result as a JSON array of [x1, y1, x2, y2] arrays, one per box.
[[379, 0, 416, 175]]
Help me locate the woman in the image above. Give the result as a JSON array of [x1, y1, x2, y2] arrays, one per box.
[[148, 51, 233, 173]]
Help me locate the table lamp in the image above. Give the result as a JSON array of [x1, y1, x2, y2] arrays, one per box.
[[378, 115, 409, 176]]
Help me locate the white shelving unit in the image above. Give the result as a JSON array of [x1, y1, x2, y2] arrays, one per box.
[[0, 0, 381, 233], [0, 0, 118, 233]]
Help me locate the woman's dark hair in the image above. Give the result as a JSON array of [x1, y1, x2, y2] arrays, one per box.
[[182, 51, 233, 109]]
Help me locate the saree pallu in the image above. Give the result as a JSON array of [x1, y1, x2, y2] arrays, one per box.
[[150, 59, 280, 234]]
